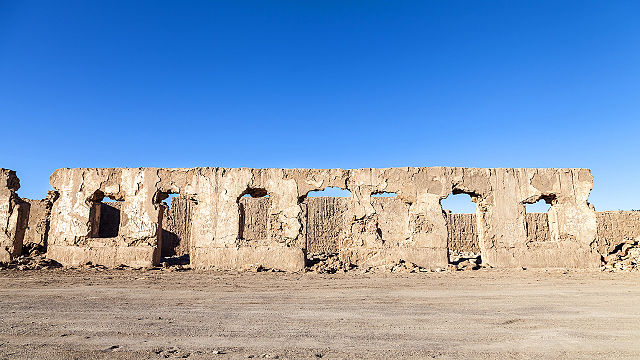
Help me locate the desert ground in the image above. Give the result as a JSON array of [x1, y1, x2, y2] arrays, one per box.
[[1, 269, 639, 359]]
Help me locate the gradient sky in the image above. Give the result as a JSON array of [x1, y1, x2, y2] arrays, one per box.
[[1, 1, 638, 212]]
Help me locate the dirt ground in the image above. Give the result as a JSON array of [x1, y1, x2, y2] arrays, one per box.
[[0, 269, 639, 359]]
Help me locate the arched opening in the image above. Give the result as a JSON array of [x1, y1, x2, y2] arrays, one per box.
[[441, 192, 476, 214], [524, 195, 554, 243], [162, 193, 180, 209], [306, 186, 351, 198], [441, 192, 480, 270], [525, 199, 551, 213], [238, 188, 270, 242], [88, 191, 124, 238]]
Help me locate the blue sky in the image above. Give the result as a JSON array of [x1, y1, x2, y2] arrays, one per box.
[[1, 1, 638, 211]]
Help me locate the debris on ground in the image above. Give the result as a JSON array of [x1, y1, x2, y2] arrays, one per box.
[[448, 251, 483, 271], [601, 237, 640, 272], [0, 250, 62, 270], [306, 253, 355, 273]]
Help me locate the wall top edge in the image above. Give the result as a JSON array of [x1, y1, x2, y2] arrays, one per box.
[[51, 167, 592, 172]]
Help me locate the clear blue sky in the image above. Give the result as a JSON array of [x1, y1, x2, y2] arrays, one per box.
[[1, 1, 638, 211]]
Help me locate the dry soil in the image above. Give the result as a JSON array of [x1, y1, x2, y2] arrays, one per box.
[[1, 269, 639, 359]]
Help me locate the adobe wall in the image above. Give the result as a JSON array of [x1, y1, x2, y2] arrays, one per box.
[[445, 213, 479, 253], [161, 197, 194, 257], [0, 169, 27, 263], [595, 211, 640, 255], [446, 212, 551, 253], [238, 197, 270, 245], [22, 191, 58, 252], [44, 167, 599, 270]]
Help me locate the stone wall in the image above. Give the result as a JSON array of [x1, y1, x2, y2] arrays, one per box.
[[13, 167, 640, 270], [445, 213, 478, 253], [595, 211, 640, 255], [0, 169, 27, 263], [161, 197, 194, 257], [238, 197, 270, 244], [42, 167, 599, 270], [22, 191, 58, 252], [305, 197, 349, 253], [525, 213, 551, 243], [445, 212, 552, 253]]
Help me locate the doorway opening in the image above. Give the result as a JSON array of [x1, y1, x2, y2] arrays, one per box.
[[303, 187, 352, 269], [156, 191, 191, 265], [441, 191, 480, 270]]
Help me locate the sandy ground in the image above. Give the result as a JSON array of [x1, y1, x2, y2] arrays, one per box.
[[0, 269, 639, 359]]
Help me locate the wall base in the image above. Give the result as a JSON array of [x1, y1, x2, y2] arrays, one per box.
[[191, 246, 305, 272], [483, 244, 601, 269], [338, 247, 448, 269], [48, 245, 159, 268]]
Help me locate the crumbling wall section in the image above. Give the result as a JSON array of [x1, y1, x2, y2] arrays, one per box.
[[446, 212, 478, 253], [595, 211, 640, 255], [305, 197, 350, 253], [238, 197, 270, 244], [477, 168, 598, 268], [525, 213, 551, 243], [446, 212, 551, 253], [161, 197, 194, 257], [47, 168, 165, 268], [22, 191, 58, 252], [0, 169, 27, 263], [45, 167, 599, 270]]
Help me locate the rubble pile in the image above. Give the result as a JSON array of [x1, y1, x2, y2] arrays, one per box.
[[601, 237, 640, 272], [306, 253, 355, 273], [0, 251, 62, 270], [448, 251, 482, 271], [238, 263, 282, 272], [380, 259, 427, 273], [306, 253, 484, 273]]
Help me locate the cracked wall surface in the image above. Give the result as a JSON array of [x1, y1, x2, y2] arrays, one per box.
[[446, 213, 479, 253], [161, 197, 194, 257], [0, 169, 27, 263], [43, 167, 600, 270], [595, 211, 640, 255], [447, 212, 553, 253], [22, 191, 58, 252]]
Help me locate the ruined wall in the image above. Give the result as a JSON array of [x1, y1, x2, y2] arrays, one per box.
[[47, 168, 164, 268], [238, 197, 270, 244], [595, 211, 640, 255], [0, 169, 27, 263], [45, 167, 599, 270], [478, 169, 597, 268], [161, 197, 194, 257], [446, 212, 552, 253], [0, 169, 27, 262], [22, 191, 58, 252], [305, 197, 349, 253], [525, 213, 551, 243], [446, 213, 478, 253]]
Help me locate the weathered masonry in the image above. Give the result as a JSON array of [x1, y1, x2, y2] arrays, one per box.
[[45, 167, 599, 270], [2, 167, 638, 271], [0, 169, 28, 263]]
